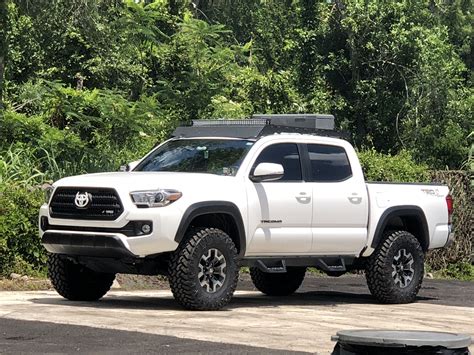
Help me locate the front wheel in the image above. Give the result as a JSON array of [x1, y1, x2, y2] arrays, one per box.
[[168, 228, 239, 310], [365, 230, 424, 304], [48, 254, 115, 301]]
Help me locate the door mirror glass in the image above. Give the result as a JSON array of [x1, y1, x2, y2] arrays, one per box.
[[250, 163, 284, 182]]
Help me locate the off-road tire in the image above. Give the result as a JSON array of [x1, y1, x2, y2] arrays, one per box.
[[168, 228, 239, 310], [48, 254, 115, 301], [365, 230, 424, 304], [250, 266, 306, 296]]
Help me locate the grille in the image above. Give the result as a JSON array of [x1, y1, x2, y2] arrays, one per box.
[[50, 187, 124, 220]]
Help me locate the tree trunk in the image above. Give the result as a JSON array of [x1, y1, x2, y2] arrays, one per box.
[[0, 0, 8, 110]]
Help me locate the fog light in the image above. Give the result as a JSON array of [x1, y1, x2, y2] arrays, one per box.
[[141, 223, 152, 234]]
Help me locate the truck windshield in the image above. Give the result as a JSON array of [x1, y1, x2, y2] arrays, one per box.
[[134, 139, 254, 176]]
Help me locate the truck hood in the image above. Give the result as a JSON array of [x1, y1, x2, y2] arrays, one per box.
[[54, 171, 236, 191]]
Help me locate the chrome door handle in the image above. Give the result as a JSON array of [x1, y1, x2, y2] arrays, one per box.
[[296, 193, 311, 204], [348, 196, 362, 204]]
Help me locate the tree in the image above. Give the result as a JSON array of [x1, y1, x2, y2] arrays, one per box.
[[0, 0, 7, 109]]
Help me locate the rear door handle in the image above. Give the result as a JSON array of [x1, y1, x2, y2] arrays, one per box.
[[296, 192, 311, 204]]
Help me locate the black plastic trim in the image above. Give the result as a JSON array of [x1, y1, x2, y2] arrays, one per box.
[[298, 143, 312, 182], [42, 232, 136, 258], [174, 201, 246, 257], [41, 217, 152, 237], [371, 205, 429, 251]]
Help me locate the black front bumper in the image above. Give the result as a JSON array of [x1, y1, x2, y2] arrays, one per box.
[[42, 232, 136, 258]]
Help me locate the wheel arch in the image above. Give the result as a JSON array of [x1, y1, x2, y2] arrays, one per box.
[[174, 201, 246, 258], [371, 206, 429, 252]]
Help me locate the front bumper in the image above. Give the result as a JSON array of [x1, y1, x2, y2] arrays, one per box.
[[42, 232, 136, 258], [39, 203, 182, 257]]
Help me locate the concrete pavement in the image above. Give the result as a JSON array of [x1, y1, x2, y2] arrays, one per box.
[[0, 277, 473, 354]]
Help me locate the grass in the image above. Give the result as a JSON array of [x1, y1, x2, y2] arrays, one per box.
[[428, 262, 474, 281], [0, 278, 51, 291]]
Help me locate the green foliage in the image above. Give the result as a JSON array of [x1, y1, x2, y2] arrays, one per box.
[[0, 185, 47, 277], [0, 148, 48, 277], [358, 149, 430, 182], [435, 262, 474, 282], [0, 0, 472, 276]]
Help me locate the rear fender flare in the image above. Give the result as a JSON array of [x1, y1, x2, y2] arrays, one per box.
[[371, 205, 429, 251]]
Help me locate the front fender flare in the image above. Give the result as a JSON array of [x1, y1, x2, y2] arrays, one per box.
[[174, 201, 246, 257]]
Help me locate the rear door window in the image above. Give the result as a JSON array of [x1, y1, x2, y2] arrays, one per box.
[[307, 144, 352, 182]]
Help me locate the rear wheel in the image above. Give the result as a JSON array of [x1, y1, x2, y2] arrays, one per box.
[[250, 267, 306, 296], [168, 228, 239, 310], [48, 254, 115, 301], [365, 230, 424, 304]]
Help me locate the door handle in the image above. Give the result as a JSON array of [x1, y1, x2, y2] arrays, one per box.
[[348, 196, 362, 204], [296, 193, 311, 204]]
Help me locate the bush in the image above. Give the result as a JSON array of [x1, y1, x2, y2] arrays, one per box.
[[358, 149, 430, 182], [0, 185, 46, 276]]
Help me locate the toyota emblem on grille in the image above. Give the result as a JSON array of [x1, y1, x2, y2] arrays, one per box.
[[74, 192, 92, 208]]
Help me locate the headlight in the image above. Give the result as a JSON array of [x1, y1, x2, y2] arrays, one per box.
[[43, 184, 54, 204], [130, 189, 182, 208]]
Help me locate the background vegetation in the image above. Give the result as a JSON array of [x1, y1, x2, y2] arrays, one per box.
[[0, 0, 472, 277]]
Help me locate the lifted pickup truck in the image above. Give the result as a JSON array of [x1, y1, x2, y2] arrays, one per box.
[[39, 114, 454, 310]]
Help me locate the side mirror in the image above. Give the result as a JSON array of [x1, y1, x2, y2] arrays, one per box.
[[250, 163, 284, 182], [119, 160, 140, 172]]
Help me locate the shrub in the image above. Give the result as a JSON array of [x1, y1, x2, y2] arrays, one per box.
[[0, 185, 46, 276], [358, 149, 430, 182]]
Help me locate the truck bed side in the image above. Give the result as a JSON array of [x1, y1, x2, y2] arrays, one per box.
[[363, 182, 450, 257]]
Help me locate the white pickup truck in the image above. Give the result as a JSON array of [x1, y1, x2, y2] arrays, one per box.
[[39, 115, 454, 310]]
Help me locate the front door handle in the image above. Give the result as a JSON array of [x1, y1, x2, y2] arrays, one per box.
[[348, 196, 362, 204]]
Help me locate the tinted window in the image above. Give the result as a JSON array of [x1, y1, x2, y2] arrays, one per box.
[[307, 144, 352, 182], [253, 143, 302, 181]]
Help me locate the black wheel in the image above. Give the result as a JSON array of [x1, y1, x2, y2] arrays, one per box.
[[250, 266, 306, 296], [365, 230, 424, 304], [168, 228, 239, 310], [48, 254, 115, 301]]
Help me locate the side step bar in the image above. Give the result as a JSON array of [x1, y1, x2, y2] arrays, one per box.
[[243, 256, 354, 274], [256, 260, 287, 273], [314, 257, 347, 273]]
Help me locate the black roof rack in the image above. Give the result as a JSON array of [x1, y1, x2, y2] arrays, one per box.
[[172, 114, 347, 139]]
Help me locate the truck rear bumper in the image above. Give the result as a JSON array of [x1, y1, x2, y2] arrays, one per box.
[[444, 224, 455, 247]]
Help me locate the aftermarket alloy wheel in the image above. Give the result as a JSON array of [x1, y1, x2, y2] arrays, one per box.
[[48, 253, 115, 301], [365, 230, 424, 304], [250, 266, 307, 296], [168, 228, 239, 310]]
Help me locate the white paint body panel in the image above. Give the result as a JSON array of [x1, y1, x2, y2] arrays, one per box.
[[364, 183, 450, 256], [39, 134, 451, 259]]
